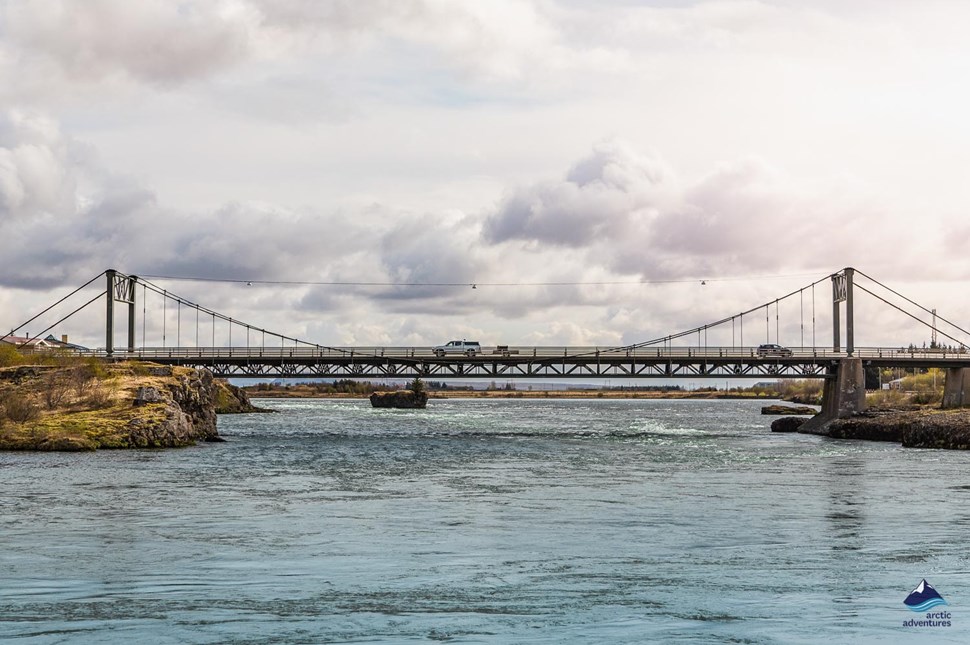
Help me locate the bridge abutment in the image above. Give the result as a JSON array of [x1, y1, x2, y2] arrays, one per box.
[[942, 368, 970, 408], [800, 358, 867, 434]]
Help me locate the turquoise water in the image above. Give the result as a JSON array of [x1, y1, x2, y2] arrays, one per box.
[[2, 398, 970, 643]]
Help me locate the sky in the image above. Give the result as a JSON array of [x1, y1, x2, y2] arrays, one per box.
[[1, 0, 969, 351]]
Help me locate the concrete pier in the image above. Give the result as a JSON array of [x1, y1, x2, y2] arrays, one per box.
[[942, 367, 970, 409], [800, 358, 867, 434]]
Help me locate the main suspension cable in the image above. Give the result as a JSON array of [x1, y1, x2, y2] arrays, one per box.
[[1, 271, 106, 342], [561, 273, 835, 360], [22, 292, 108, 345], [854, 283, 967, 349], [135, 275, 364, 357], [855, 270, 970, 339]]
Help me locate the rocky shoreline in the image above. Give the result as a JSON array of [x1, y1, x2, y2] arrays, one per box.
[[0, 362, 263, 451], [771, 408, 970, 450]]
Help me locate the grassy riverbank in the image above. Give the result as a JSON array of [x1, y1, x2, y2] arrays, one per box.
[[0, 361, 251, 450]]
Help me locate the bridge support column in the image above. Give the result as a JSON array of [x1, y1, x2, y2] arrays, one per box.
[[105, 269, 137, 357], [941, 368, 970, 408], [800, 358, 867, 434], [106, 270, 116, 356]]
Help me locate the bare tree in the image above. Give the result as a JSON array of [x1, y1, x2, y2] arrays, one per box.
[[42, 373, 70, 410]]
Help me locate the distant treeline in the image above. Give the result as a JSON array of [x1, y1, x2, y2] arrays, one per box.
[[610, 385, 684, 392], [244, 381, 693, 394], [245, 379, 474, 394], [247, 380, 384, 395]]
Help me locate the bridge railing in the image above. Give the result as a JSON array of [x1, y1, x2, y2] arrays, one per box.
[[77, 345, 969, 361]]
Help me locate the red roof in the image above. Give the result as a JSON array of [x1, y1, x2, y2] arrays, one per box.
[[0, 335, 51, 346]]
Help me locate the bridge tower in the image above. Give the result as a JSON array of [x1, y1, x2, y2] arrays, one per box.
[[831, 267, 855, 356], [105, 269, 137, 356], [801, 268, 866, 433]]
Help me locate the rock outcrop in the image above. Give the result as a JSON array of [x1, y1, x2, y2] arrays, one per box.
[[125, 366, 219, 447], [0, 362, 251, 451], [762, 405, 818, 416], [214, 380, 272, 414], [369, 390, 428, 409], [0, 365, 57, 384], [806, 408, 970, 449]]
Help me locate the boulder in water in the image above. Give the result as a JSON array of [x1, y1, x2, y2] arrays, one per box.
[[771, 417, 806, 433], [369, 390, 428, 409]]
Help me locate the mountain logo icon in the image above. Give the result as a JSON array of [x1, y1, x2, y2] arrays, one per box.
[[904, 579, 948, 612]]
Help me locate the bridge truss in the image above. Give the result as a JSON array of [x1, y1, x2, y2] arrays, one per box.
[[90, 347, 842, 380], [76, 346, 970, 380]]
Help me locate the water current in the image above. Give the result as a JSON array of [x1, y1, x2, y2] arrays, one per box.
[[2, 398, 970, 644]]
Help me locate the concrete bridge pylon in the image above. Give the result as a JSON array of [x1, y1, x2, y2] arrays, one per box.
[[800, 358, 867, 434], [942, 368, 970, 408], [105, 269, 137, 356]]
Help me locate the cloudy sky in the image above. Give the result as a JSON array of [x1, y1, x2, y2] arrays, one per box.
[[1, 0, 968, 350]]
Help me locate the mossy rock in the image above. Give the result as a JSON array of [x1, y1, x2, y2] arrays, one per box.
[[370, 390, 429, 409], [762, 405, 818, 416]]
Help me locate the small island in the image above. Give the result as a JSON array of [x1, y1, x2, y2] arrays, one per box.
[[369, 378, 429, 409]]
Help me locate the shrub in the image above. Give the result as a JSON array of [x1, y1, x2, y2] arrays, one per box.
[[899, 370, 945, 394], [912, 390, 943, 406], [867, 389, 908, 408], [70, 363, 100, 398], [0, 343, 25, 367], [84, 383, 115, 410], [0, 391, 40, 423], [775, 379, 824, 404], [41, 372, 70, 410]]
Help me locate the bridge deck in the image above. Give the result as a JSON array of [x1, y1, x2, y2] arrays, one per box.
[[85, 346, 970, 379]]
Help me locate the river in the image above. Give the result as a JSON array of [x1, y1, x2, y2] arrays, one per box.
[[1, 398, 969, 643]]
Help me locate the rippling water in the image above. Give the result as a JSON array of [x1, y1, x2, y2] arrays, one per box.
[[2, 398, 970, 643]]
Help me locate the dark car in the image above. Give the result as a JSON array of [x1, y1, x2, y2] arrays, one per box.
[[756, 343, 793, 357]]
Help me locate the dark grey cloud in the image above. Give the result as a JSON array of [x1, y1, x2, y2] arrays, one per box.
[[362, 214, 487, 315], [483, 142, 669, 247], [479, 142, 924, 286], [0, 110, 374, 290], [146, 202, 373, 281]]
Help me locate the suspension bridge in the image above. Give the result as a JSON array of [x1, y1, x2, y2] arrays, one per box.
[[4, 267, 970, 429]]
